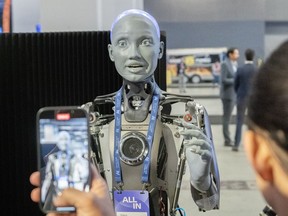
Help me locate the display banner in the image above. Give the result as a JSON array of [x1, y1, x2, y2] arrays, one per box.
[[166, 47, 227, 85]]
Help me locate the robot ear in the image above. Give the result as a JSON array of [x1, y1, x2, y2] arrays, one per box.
[[108, 44, 115, 62], [158, 41, 164, 59]]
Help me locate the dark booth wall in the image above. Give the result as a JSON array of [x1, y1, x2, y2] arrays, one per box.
[[0, 31, 166, 216]]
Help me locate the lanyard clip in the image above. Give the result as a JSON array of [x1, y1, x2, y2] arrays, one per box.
[[114, 182, 124, 193], [141, 182, 150, 193]]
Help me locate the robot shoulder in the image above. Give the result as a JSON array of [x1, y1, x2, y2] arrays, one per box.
[[80, 91, 118, 114]]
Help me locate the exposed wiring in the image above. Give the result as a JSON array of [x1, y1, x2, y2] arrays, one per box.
[[175, 207, 186, 216]]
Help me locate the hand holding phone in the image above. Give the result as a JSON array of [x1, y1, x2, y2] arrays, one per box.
[[36, 106, 91, 213]]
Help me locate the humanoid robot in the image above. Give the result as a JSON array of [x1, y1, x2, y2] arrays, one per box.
[[41, 131, 90, 211], [69, 143, 90, 191], [81, 9, 220, 216], [41, 131, 72, 209]]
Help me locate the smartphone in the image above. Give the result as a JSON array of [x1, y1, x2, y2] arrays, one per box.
[[36, 106, 91, 213]]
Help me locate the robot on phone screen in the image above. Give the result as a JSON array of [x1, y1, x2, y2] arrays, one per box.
[[41, 131, 89, 211], [41, 131, 72, 203], [81, 9, 220, 216]]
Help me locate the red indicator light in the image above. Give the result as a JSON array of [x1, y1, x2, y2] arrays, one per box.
[[183, 113, 192, 122], [56, 113, 71, 120]]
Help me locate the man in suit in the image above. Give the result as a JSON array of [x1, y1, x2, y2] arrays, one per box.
[[232, 49, 257, 151], [220, 47, 239, 146]]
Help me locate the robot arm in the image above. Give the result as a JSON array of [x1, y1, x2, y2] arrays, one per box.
[[161, 94, 220, 212], [41, 156, 53, 202], [179, 102, 220, 211], [80, 93, 117, 179]]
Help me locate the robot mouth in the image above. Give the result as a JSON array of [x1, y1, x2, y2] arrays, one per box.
[[127, 65, 144, 71], [128, 65, 142, 68], [127, 61, 145, 68], [126, 66, 145, 73]]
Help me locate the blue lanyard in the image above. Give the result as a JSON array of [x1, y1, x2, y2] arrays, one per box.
[[114, 86, 160, 185], [114, 88, 123, 184]]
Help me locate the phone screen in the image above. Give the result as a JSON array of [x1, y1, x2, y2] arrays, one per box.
[[37, 107, 91, 213]]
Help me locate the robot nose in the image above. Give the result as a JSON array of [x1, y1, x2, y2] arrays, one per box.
[[128, 44, 141, 58]]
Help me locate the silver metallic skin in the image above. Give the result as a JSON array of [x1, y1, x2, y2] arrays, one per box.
[[81, 78, 220, 216]]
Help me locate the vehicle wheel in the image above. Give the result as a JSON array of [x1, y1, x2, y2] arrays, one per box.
[[191, 75, 201, 83]]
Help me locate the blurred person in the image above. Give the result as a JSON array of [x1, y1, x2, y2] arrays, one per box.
[[30, 166, 116, 216], [232, 48, 258, 152], [244, 40, 288, 216], [212, 58, 221, 87], [178, 58, 187, 93], [220, 47, 239, 146]]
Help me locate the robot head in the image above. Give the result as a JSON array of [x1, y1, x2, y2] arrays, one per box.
[[57, 131, 71, 151], [108, 9, 164, 83]]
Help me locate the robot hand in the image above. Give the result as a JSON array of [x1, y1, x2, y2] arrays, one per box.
[[180, 121, 212, 192]]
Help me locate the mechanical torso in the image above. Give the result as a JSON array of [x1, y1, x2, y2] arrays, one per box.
[[82, 79, 219, 215]]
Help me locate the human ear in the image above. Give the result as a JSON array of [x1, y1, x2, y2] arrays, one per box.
[[158, 41, 164, 59], [244, 130, 256, 165], [244, 130, 273, 182], [107, 44, 115, 62]]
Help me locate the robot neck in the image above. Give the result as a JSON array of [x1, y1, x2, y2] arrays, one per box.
[[122, 76, 157, 122]]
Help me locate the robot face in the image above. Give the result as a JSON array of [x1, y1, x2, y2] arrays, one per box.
[[108, 15, 164, 82], [57, 131, 71, 151]]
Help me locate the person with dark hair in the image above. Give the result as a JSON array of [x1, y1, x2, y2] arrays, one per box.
[[220, 47, 239, 146], [244, 40, 288, 216], [232, 48, 257, 151]]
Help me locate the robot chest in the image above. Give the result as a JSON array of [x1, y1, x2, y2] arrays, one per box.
[[98, 118, 181, 191], [53, 155, 70, 176]]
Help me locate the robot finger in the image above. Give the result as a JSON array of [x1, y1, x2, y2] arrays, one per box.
[[187, 147, 212, 162], [188, 145, 201, 154], [180, 129, 206, 140], [184, 138, 211, 150], [181, 121, 199, 130], [200, 150, 212, 161]]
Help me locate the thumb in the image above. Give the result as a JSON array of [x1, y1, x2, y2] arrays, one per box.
[[53, 165, 106, 207], [53, 188, 86, 207]]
